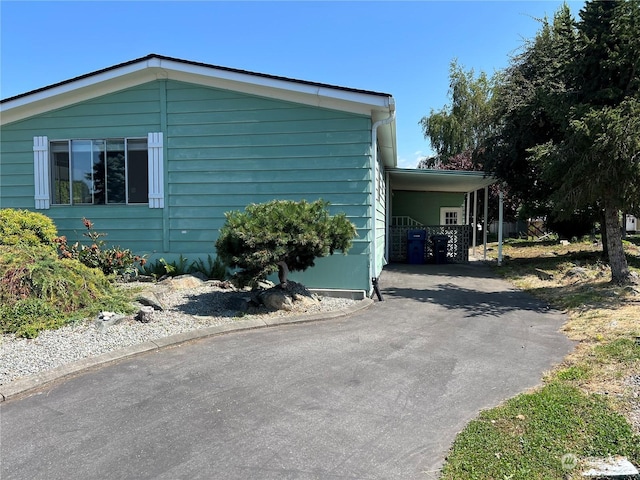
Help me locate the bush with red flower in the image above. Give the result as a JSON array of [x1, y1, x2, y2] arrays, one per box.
[[55, 218, 146, 276]]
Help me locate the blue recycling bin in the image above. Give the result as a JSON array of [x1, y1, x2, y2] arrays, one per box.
[[407, 230, 427, 264], [431, 234, 449, 264]]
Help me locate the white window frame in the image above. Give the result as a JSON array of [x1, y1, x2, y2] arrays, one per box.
[[440, 207, 462, 226], [33, 133, 164, 209]]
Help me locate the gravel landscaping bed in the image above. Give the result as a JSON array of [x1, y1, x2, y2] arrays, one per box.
[[0, 281, 358, 386]]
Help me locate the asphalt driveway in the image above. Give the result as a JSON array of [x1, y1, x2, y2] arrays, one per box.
[[0, 262, 573, 479]]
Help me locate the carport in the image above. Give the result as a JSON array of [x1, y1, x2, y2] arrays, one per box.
[[385, 168, 504, 264]]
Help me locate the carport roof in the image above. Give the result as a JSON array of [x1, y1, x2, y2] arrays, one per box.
[[388, 168, 496, 193]]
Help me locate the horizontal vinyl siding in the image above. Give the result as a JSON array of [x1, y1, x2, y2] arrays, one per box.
[[47, 206, 164, 255], [1, 79, 374, 290], [1, 130, 36, 208], [393, 191, 466, 226], [0, 83, 163, 251], [164, 81, 372, 290]]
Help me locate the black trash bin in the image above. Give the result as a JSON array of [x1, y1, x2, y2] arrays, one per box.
[[407, 230, 427, 264], [431, 234, 449, 264]]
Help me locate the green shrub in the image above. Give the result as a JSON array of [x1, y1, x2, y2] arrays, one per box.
[[141, 256, 189, 278], [142, 254, 227, 280], [0, 298, 67, 338], [0, 245, 134, 337], [0, 208, 58, 248], [215, 199, 356, 286], [56, 218, 146, 276], [190, 255, 227, 280]]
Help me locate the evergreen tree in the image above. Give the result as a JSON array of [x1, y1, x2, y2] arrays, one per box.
[[486, 0, 640, 284], [215, 199, 357, 287]]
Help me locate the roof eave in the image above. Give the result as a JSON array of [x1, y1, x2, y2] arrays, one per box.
[[388, 168, 496, 193], [1, 55, 394, 125]]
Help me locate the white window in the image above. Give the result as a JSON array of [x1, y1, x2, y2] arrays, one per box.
[[440, 207, 462, 226], [33, 134, 163, 209]]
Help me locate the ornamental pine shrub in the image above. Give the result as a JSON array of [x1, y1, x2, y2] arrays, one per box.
[[0, 245, 134, 337], [0, 209, 58, 249], [215, 199, 357, 287]]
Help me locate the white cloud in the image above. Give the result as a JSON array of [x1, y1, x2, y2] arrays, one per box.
[[397, 156, 415, 169], [396, 150, 428, 169]]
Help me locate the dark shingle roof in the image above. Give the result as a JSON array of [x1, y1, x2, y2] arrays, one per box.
[[1, 53, 392, 104]]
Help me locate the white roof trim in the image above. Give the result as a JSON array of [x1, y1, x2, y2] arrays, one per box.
[[388, 168, 496, 193], [1, 55, 394, 125]]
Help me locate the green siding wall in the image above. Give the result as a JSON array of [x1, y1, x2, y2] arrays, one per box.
[[393, 191, 465, 225], [163, 81, 372, 290], [0, 83, 165, 254], [0, 80, 374, 291]]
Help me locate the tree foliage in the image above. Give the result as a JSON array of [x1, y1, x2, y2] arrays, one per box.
[[215, 199, 357, 287], [480, 5, 579, 214], [484, 0, 640, 283], [417, 64, 520, 224], [419, 60, 496, 166]]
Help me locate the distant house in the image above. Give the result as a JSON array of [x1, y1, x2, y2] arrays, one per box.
[[0, 54, 495, 294]]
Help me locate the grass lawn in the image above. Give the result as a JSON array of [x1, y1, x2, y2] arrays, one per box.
[[440, 237, 640, 479]]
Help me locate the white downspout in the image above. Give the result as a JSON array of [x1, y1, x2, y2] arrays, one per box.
[[370, 101, 396, 294]]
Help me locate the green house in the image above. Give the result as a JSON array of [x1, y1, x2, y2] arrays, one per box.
[[0, 54, 495, 296]]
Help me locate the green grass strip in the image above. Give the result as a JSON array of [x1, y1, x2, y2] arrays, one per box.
[[440, 383, 640, 479]]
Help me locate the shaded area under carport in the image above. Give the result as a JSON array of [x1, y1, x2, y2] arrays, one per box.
[[381, 262, 552, 317]]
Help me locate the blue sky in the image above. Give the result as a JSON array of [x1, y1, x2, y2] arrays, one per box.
[[1, 1, 585, 168]]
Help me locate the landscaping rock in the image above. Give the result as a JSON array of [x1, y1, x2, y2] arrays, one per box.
[[161, 274, 205, 290], [535, 268, 554, 281], [257, 279, 276, 290], [581, 456, 639, 477], [257, 281, 320, 312], [564, 267, 589, 280], [261, 290, 294, 311], [135, 291, 166, 311], [206, 279, 235, 289], [293, 292, 320, 307], [136, 306, 155, 323], [94, 311, 126, 331]]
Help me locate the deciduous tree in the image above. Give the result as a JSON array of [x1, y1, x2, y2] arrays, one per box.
[[419, 60, 495, 167]]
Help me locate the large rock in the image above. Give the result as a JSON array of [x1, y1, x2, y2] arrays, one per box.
[[258, 281, 319, 312], [135, 290, 166, 311], [293, 292, 320, 307], [260, 290, 294, 311], [136, 306, 155, 323], [162, 274, 205, 290], [94, 311, 126, 332]]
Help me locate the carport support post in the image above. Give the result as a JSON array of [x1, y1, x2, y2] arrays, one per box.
[[472, 189, 478, 258], [483, 186, 489, 260], [465, 192, 471, 230], [498, 189, 504, 265]]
